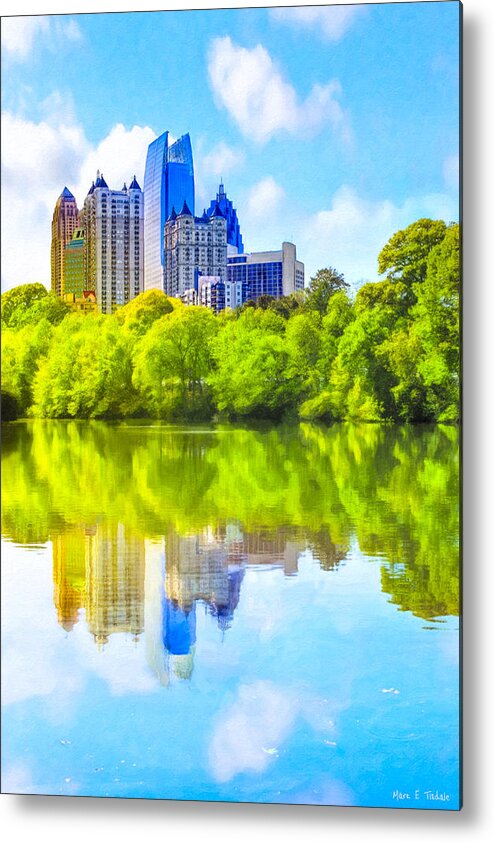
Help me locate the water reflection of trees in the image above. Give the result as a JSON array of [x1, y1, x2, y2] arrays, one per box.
[[2, 420, 459, 630]]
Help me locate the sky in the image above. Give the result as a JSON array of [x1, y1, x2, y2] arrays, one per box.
[[0, 1, 460, 292]]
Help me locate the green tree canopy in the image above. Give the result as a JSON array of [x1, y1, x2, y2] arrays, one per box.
[[378, 218, 447, 289], [116, 289, 176, 337], [0, 217, 460, 425], [305, 267, 349, 315], [133, 305, 217, 418], [209, 308, 295, 419], [1, 283, 49, 327]]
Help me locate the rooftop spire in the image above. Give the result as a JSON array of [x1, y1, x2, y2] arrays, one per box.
[[210, 201, 225, 219], [60, 186, 75, 200], [177, 199, 192, 217], [94, 170, 108, 189]]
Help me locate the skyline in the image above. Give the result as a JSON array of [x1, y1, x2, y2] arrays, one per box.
[[1, 2, 460, 293]]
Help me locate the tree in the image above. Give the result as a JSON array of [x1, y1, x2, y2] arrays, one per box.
[[133, 306, 217, 418], [378, 218, 447, 300], [209, 308, 295, 418], [14, 293, 71, 327], [285, 312, 322, 399], [376, 326, 432, 421], [32, 314, 138, 418], [2, 320, 54, 414], [327, 307, 397, 420], [305, 267, 349, 315], [298, 292, 354, 421], [116, 289, 175, 338], [1, 283, 48, 327], [355, 279, 410, 319], [413, 223, 460, 421], [0, 216, 459, 425], [268, 292, 304, 319], [253, 294, 276, 310]]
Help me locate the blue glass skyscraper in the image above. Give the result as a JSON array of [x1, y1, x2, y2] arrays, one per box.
[[143, 132, 195, 290], [207, 182, 244, 254]]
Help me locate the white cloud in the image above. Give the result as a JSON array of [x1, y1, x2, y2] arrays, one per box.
[[443, 153, 460, 189], [1, 15, 82, 62], [237, 180, 458, 287], [218, 165, 458, 289], [209, 680, 299, 782], [246, 176, 285, 219], [73, 122, 156, 200], [208, 36, 351, 144], [1, 102, 155, 291], [296, 185, 459, 287], [270, 5, 364, 42], [1, 16, 49, 58], [194, 139, 246, 208], [200, 140, 245, 179], [1, 107, 89, 290], [1, 109, 89, 190]]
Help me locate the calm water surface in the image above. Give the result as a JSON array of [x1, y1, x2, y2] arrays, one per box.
[[1, 421, 460, 808]]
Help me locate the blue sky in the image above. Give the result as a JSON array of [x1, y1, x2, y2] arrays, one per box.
[[1, 2, 460, 291]]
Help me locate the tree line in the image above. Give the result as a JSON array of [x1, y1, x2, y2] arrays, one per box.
[[1, 218, 460, 423]]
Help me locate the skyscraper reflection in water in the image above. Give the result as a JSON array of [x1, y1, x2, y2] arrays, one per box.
[[52, 524, 145, 646], [52, 521, 311, 682]]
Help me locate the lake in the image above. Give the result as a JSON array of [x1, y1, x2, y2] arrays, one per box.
[[1, 420, 460, 808]]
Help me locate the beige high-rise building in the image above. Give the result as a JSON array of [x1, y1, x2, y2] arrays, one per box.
[[50, 187, 79, 296], [80, 171, 144, 313]]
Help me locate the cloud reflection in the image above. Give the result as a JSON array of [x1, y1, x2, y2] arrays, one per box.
[[209, 680, 298, 782]]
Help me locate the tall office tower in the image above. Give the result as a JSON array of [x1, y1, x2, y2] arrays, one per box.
[[80, 172, 144, 313], [143, 132, 195, 291], [164, 200, 227, 298], [63, 228, 86, 298], [50, 187, 79, 296], [207, 182, 243, 254]]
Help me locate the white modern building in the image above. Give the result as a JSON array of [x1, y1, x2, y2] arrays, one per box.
[[80, 171, 144, 313], [181, 275, 244, 313], [227, 242, 304, 303]]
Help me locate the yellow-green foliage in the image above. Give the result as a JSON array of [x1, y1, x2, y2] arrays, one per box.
[[1, 420, 459, 620], [1, 219, 460, 423]]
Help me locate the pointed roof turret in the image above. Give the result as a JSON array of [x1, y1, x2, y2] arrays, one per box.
[[60, 186, 75, 200], [177, 199, 193, 217], [122, 182, 127, 191], [94, 170, 108, 189], [129, 175, 141, 190], [209, 201, 225, 219], [201, 209, 209, 221], [88, 180, 95, 195], [166, 206, 177, 223]]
